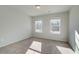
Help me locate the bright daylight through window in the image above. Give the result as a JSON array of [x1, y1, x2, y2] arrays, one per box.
[[35, 20, 42, 33], [50, 19, 61, 34]]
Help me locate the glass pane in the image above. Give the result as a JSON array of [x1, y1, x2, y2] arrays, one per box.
[[35, 20, 42, 32], [50, 19, 60, 33]]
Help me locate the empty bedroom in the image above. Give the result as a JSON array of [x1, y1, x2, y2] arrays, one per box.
[[0, 5, 79, 54]]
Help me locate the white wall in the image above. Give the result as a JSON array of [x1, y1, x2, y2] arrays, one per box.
[[32, 12, 69, 42], [69, 6, 79, 51], [0, 6, 31, 47]]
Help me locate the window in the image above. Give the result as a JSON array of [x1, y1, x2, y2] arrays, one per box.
[[50, 19, 61, 34], [35, 20, 42, 33]]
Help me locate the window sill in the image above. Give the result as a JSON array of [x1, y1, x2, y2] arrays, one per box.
[[50, 31, 60, 34]]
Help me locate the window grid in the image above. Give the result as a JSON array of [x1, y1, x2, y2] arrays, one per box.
[[35, 20, 42, 33], [50, 19, 61, 34]]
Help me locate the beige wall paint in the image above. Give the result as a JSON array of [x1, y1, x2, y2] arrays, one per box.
[[32, 12, 69, 42]]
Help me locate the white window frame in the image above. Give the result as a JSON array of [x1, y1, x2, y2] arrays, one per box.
[[35, 20, 42, 33], [50, 18, 61, 34]]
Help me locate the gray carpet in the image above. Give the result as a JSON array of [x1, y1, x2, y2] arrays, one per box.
[[0, 37, 74, 54]]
